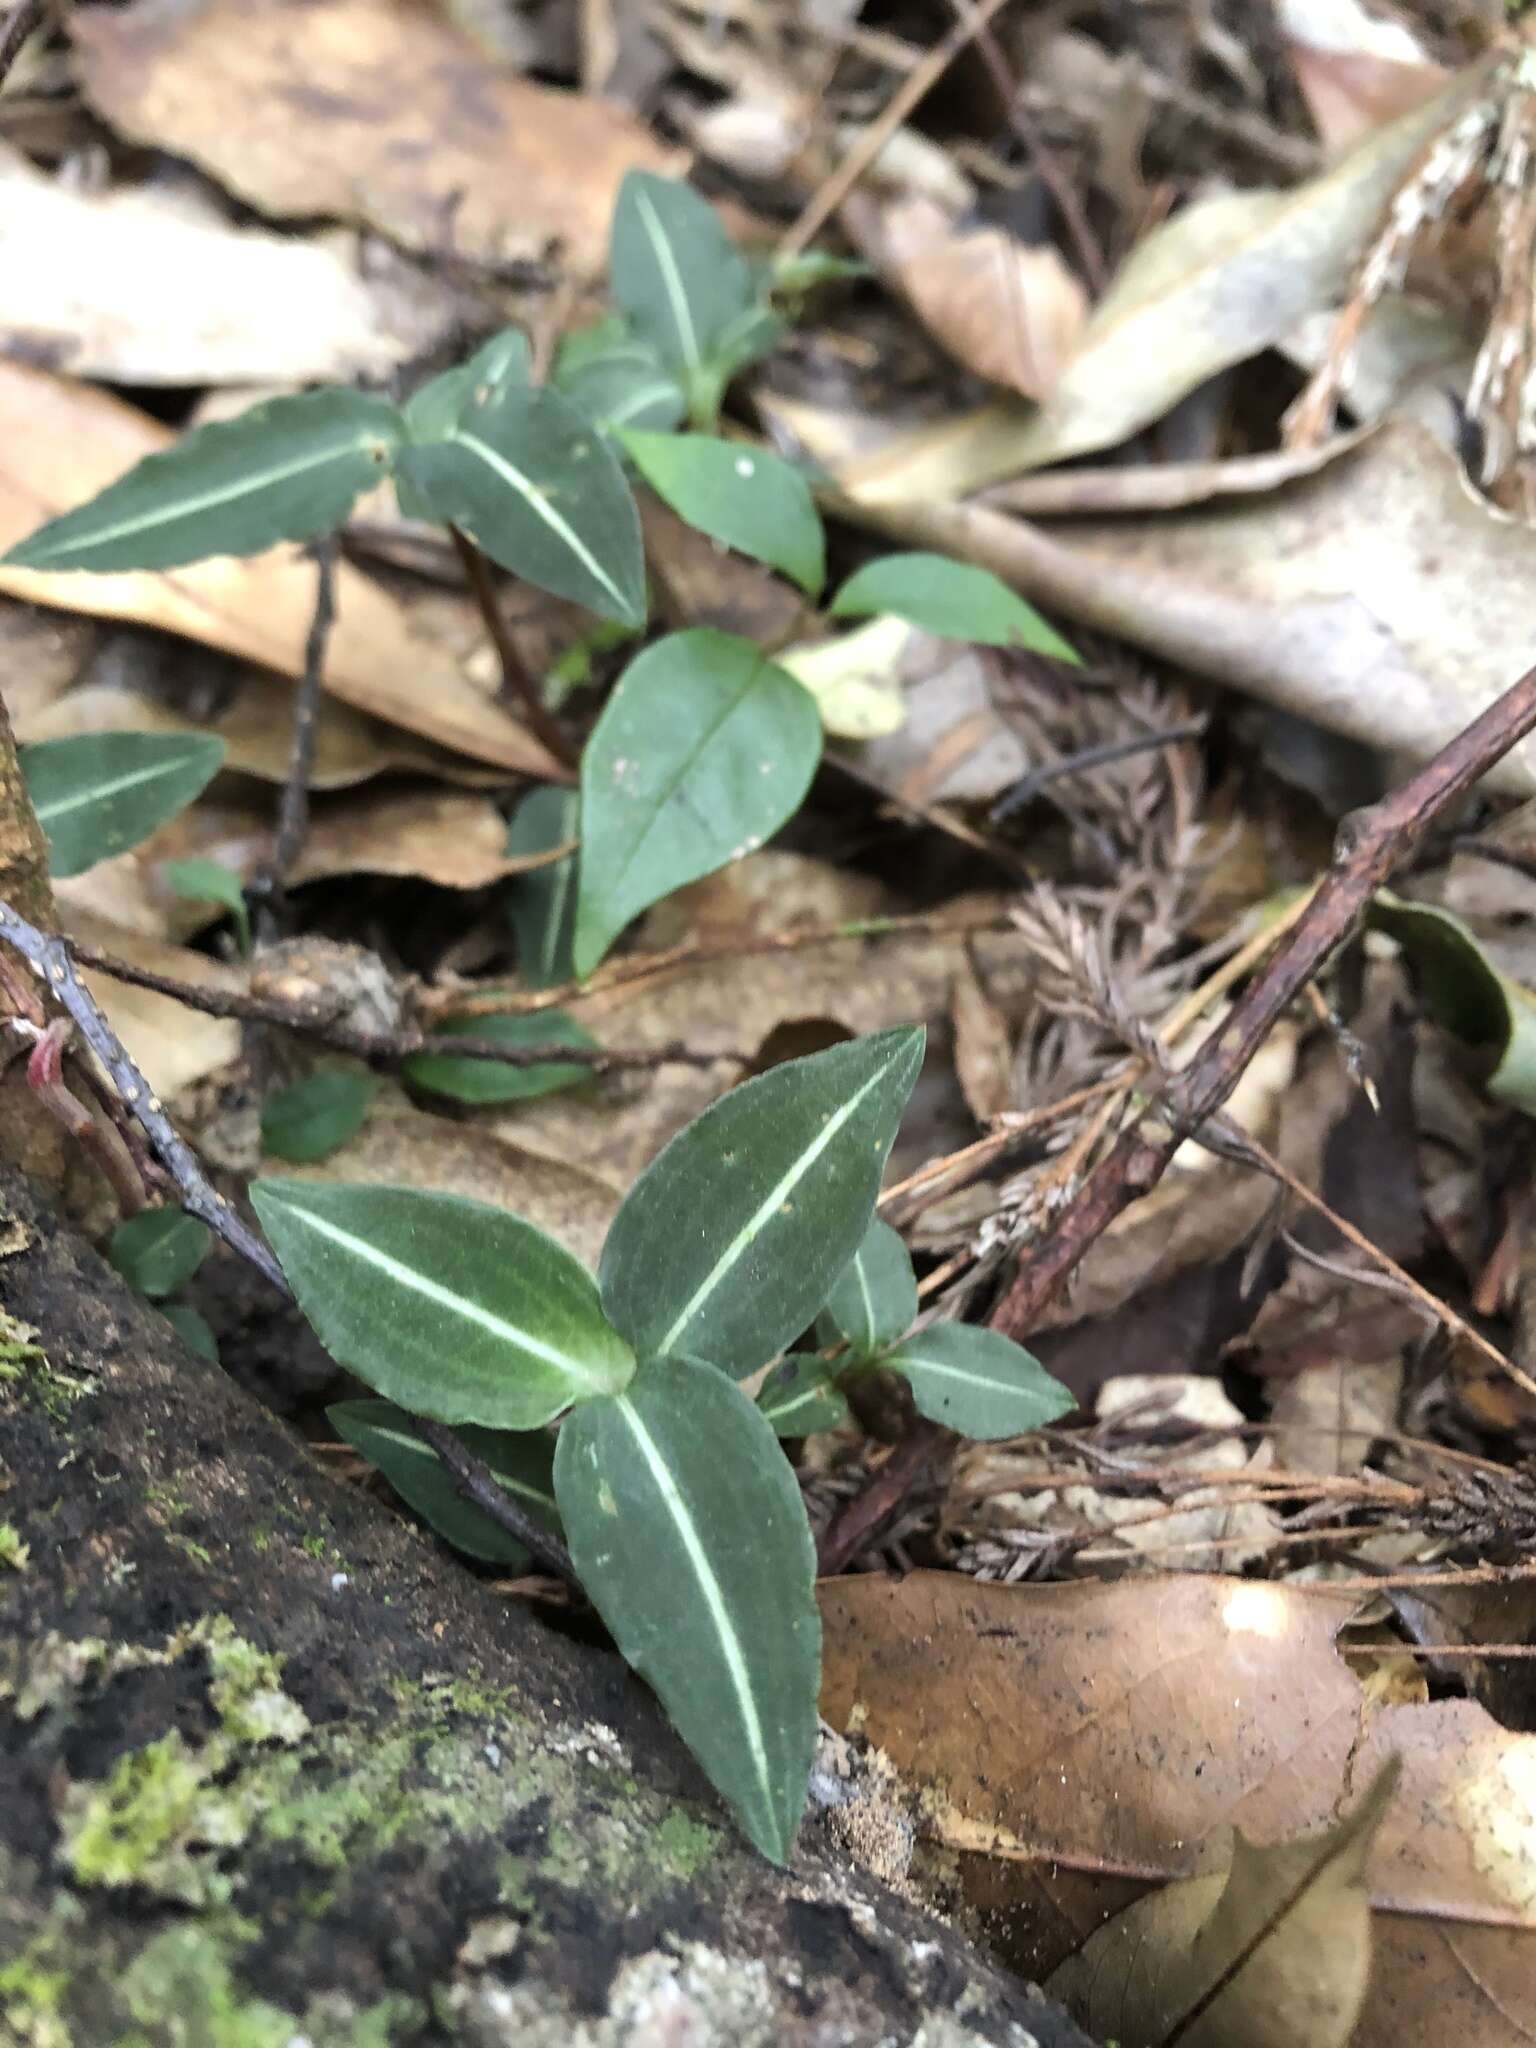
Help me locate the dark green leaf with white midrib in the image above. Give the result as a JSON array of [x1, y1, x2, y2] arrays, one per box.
[[108, 1209, 211, 1300], [251, 1179, 635, 1430], [5, 388, 403, 574], [22, 731, 225, 878], [403, 1009, 596, 1105], [883, 1321, 1073, 1440], [555, 1357, 819, 1863], [394, 383, 645, 626], [820, 1216, 917, 1360], [600, 1027, 925, 1375], [507, 785, 579, 988], [328, 1397, 557, 1568], [831, 552, 1079, 662], [758, 1355, 850, 1437]]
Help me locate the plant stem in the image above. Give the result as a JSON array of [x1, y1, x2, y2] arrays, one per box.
[[255, 532, 338, 926], [449, 525, 580, 775]]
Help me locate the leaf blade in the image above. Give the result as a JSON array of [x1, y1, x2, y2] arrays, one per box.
[[831, 553, 1078, 659], [620, 431, 825, 594], [555, 1357, 819, 1862], [821, 1217, 917, 1359], [610, 173, 754, 385], [573, 628, 822, 978], [260, 1071, 376, 1164], [5, 388, 402, 572], [403, 1010, 596, 1105], [22, 731, 225, 877], [757, 1355, 851, 1438], [883, 1321, 1073, 1440], [600, 1028, 924, 1374], [251, 1178, 635, 1429], [395, 384, 645, 625]]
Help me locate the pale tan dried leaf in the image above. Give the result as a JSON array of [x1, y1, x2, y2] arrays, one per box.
[[72, 0, 682, 276], [0, 145, 454, 385], [951, 953, 1014, 1123], [819, 1571, 1536, 2040], [1277, 0, 1447, 153], [1048, 1762, 1396, 2048], [862, 195, 1089, 404], [843, 420, 1536, 796], [272, 1091, 619, 1271], [61, 908, 241, 1099], [0, 363, 562, 778], [837, 68, 1484, 501], [13, 679, 494, 791]]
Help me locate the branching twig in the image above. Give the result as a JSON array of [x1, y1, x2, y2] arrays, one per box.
[[60, 937, 740, 1074], [991, 655, 1536, 1341]]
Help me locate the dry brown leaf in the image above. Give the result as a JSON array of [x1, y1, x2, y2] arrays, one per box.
[[951, 953, 1015, 1123], [0, 363, 562, 778], [11, 676, 496, 792], [853, 194, 1089, 405], [0, 144, 454, 385], [818, 1573, 1536, 2042], [1277, 0, 1447, 153], [1048, 1762, 1397, 2048], [72, 0, 682, 277], [59, 908, 242, 1099], [273, 1091, 618, 1270], [846, 420, 1536, 796], [836, 68, 1481, 501]]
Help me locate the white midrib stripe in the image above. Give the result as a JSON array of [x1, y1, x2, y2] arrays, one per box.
[[636, 191, 699, 371], [659, 1059, 894, 1355], [851, 1252, 876, 1351], [451, 429, 627, 613], [35, 755, 201, 824], [287, 1204, 605, 1389], [895, 1348, 1003, 1393], [616, 1392, 771, 1818], [31, 435, 377, 563]]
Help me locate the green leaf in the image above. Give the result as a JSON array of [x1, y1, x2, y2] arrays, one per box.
[[573, 629, 821, 977], [766, 250, 869, 296], [831, 553, 1080, 660], [1369, 891, 1536, 1115], [600, 1027, 924, 1375], [108, 1210, 210, 1299], [5, 389, 403, 573], [403, 1010, 596, 1105], [757, 1355, 850, 1438], [394, 383, 645, 626], [22, 732, 225, 878], [821, 1217, 917, 1359], [328, 1398, 557, 1568], [619, 432, 824, 595], [506, 786, 579, 988], [610, 172, 754, 410], [403, 329, 532, 443], [161, 1304, 218, 1364], [162, 857, 251, 955], [553, 319, 686, 435], [882, 1322, 1073, 1440], [555, 1356, 819, 1862], [260, 1071, 376, 1164], [250, 1179, 635, 1428]]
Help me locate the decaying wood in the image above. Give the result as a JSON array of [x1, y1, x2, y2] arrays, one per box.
[[0, 1167, 1094, 2047]]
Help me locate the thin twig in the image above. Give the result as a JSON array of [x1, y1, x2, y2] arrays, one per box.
[[990, 719, 1208, 820], [817, 1417, 946, 1575], [60, 938, 739, 1074], [990, 655, 1536, 1344], [779, 0, 1017, 257], [0, 897, 288, 1291], [415, 1417, 577, 1584], [261, 534, 338, 909], [448, 525, 579, 774], [0, 0, 46, 92]]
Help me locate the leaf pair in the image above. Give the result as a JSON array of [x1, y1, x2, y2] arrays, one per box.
[[252, 1027, 926, 1864], [6, 360, 646, 629], [811, 1215, 1073, 1441]]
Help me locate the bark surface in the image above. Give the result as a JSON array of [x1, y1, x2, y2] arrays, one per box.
[[0, 1168, 1093, 2048]]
